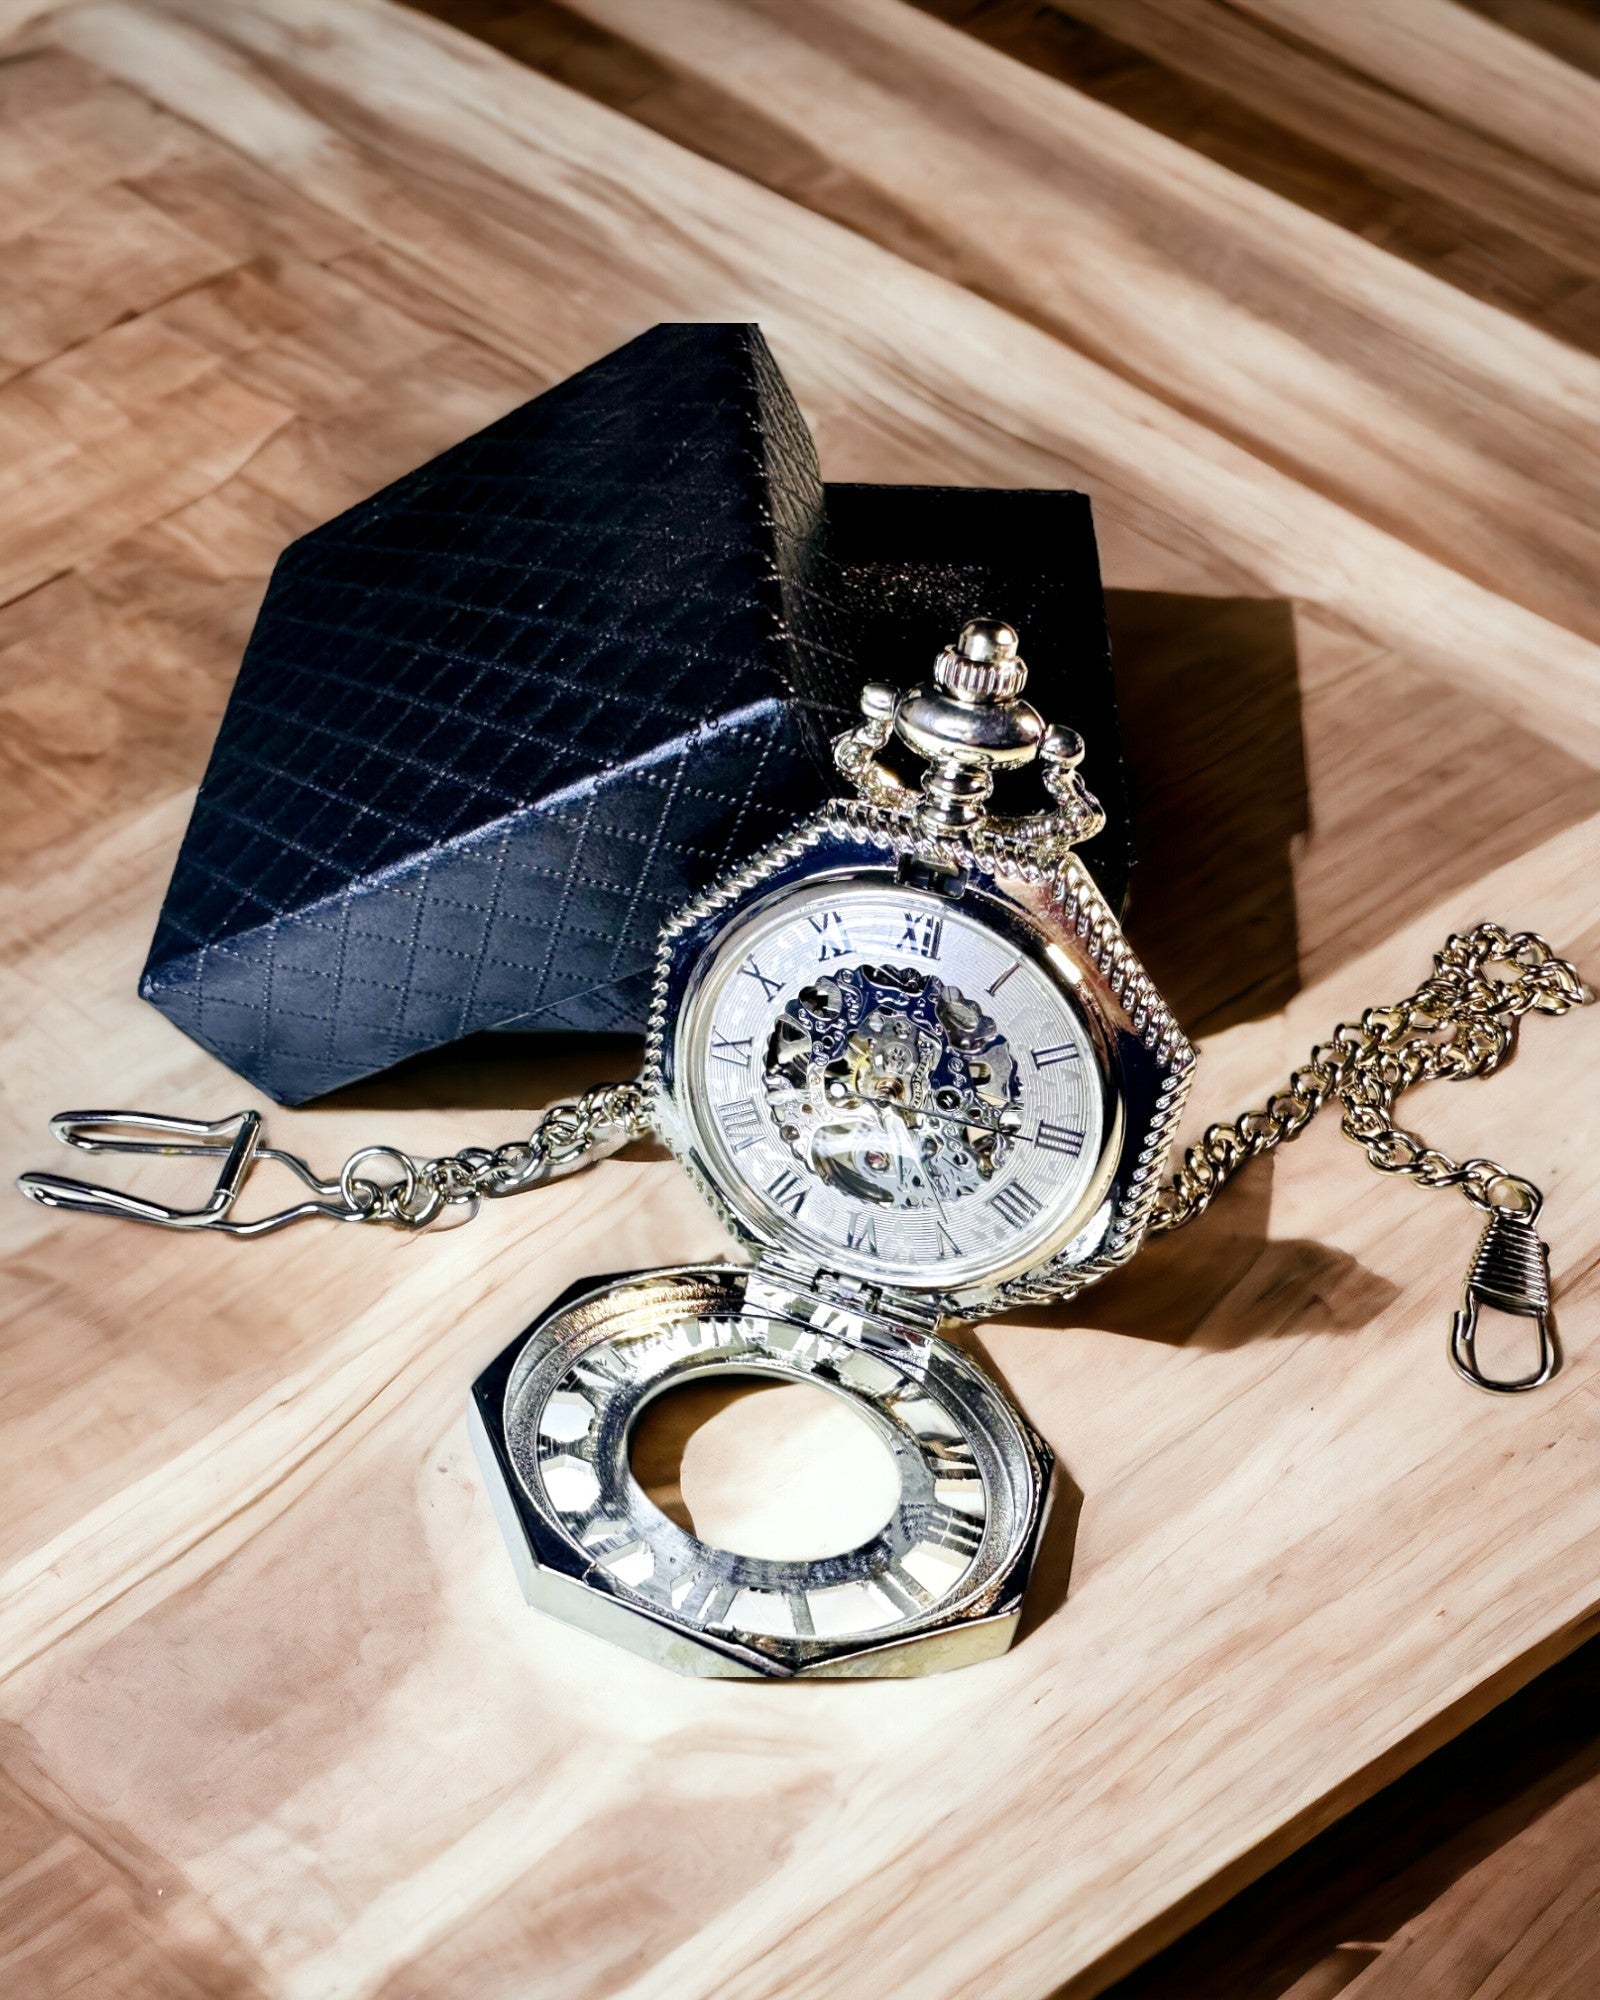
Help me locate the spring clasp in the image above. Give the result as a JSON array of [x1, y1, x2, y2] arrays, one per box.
[[1449, 1180, 1558, 1394]]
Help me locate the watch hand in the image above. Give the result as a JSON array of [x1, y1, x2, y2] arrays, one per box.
[[840, 1091, 1017, 1142], [884, 1101, 955, 1225]]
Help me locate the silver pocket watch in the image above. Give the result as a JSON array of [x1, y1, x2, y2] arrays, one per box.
[[23, 618, 1588, 1680], [468, 617, 1193, 1678]]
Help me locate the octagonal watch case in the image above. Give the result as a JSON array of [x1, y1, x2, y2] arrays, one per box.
[[469, 621, 1195, 1678]]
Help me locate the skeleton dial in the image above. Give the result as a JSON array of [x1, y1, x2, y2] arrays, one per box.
[[677, 881, 1108, 1288]]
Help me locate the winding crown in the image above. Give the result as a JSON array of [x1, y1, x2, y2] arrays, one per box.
[[934, 618, 1029, 703], [832, 615, 1106, 858]]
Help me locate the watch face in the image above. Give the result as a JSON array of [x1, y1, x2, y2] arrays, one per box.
[[675, 878, 1118, 1289]]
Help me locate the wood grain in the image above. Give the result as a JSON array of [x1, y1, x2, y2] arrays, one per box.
[[449, 0, 1600, 647], [1469, 0, 1600, 80], [1238, 0, 1600, 195], [1038, 0, 1600, 285], [1109, 1636, 1600, 1999], [33, 0, 1600, 758], [0, 3, 1597, 1998], [910, 0, 1600, 359]]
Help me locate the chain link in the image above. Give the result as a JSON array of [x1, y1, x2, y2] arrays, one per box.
[[361, 1080, 654, 1229], [21, 928, 1587, 1276], [19, 1083, 655, 1237], [354, 926, 1588, 1236], [1149, 924, 1590, 1234]]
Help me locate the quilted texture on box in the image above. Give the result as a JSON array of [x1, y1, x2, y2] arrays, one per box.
[[141, 323, 1125, 1103], [141, 324, 859, 1102]]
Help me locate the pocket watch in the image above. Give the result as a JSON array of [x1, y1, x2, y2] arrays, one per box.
[[21, 621, 1589, 1682], [469, 618, 1194, 1679]]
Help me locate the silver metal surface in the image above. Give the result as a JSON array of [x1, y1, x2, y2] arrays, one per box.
[[472, 1265, 1053, 1679], [1450, 1188, 1559, 1394], [834, 624, 1105, 851], [647, 707, 1193, 1321], [17, 1109, 357, 1236], [17, 1088, 649, 1236], [931, 616, 1029, 703], [663, 869, 1129, 1304]]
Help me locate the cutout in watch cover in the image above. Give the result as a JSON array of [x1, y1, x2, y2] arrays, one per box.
[[631, 1378, 903, 1560], [469, 1269, 1054, 1679]]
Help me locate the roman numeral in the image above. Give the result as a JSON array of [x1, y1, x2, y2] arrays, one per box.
[[573, 1346, 633, 1392], [710, 1032, 753, 1067], [925, 1433, 979, 1477], [1035, 1121, 1086, 1157], [1031, 1042, 1081, 1068], [878, 1565, 930, 1615], [670, 1568, 717, 1618], [765, 1168, 808, 1217], [844, 1212, 879, 1255], [986, 961, 1019, 997], [898, 911, 943, 959], [740, 957, 782, 1001], [927, 1503, 984, 1556], [987, 1182, 1043, 1229], [808, 910, 851, 961], [716, 1099, 764, 1152]]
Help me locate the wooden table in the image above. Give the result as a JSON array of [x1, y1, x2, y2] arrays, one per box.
[[2, 3, 1598, 1995]]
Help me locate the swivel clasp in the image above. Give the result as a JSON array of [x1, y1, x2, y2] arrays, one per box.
[[1449, 1188, 1559, 1394]]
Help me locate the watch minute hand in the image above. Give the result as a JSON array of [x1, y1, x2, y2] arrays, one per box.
[[848, 1093, 1016, 1141]]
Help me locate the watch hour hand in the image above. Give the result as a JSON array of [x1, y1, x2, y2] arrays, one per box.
[[885, 1101, 955, 1223]]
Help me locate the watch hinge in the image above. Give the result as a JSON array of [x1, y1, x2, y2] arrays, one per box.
[[745, 1251, 944, 1346]]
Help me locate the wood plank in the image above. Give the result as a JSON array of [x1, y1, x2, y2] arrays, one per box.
[[1468, 0, 1600, 80], [1004, 0, 1600, 285], [29, 0, 1600, 755], [1105, 1635, 1600, 1998], [908, 0, 1600, 358], [1238, 0, 1600, 194], [1339, 1772, 1600, 1997], [0, 4, 1597, 1998], [446, 0, 1600, 646]]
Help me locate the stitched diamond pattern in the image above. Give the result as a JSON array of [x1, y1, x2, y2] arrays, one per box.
[[141, 325, 859, 1102], [140, 324, 1124, 1104]]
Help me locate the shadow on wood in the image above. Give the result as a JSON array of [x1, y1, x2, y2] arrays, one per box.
[[317, 1028, 647, 1113], [1098, 1629, 1600, 2000], [964, 1325, 1085, 1641], [1066, 1153, 1399, 1351], [1110, 590, 1308, 1039]]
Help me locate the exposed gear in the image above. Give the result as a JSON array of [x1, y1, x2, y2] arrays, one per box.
[[763, 963, 1021, 1208]]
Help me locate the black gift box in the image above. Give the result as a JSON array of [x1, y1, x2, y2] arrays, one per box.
[[141, 324, 1127, 1104]]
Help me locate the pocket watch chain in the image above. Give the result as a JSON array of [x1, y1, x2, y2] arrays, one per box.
[[20, 1082, 652, 1237], [1151, 924, 1586, 1230], [1149, 922, 1589, 1391], [18, 922, 1587, 1391]]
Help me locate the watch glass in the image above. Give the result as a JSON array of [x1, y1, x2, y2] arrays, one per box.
[[676, 879, 1114, 1289]]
